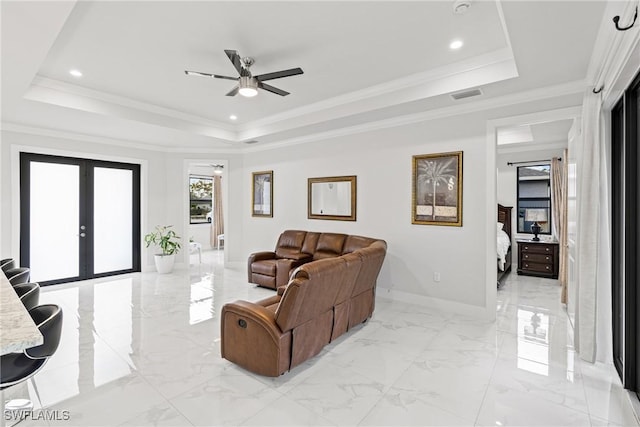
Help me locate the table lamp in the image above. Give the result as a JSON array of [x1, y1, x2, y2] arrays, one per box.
[[525, 209, 548, 241]]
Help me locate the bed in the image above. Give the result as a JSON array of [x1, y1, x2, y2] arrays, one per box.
[[497, 204, 513, 287]]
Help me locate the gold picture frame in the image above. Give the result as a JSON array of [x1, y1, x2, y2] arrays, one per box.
[[412, 151, 463, 226], [252, 171, 273, 217], [308, 175, 357, 221]]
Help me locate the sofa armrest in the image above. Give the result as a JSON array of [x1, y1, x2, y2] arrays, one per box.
[[250, 251, 277, 262], [275, 258, 312, 288], [221, 300, 292, 376], [277, 252, 312, 261], [222, 300, 279, 333]]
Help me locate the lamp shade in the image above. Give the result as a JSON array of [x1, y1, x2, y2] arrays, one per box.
[[525, 208, 548, 222]]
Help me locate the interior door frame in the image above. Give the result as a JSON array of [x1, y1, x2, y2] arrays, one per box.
[[19, 152, 141, 285]]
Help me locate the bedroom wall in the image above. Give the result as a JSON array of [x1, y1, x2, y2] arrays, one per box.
[[241, 114, 492, 314], [497, 146, 566, 250]]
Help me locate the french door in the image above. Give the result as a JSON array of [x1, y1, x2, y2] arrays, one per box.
[[611, 68, 640, 396], [20, 153, 141, 285]]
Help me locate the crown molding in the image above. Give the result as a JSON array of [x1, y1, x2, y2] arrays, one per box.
[[244, 80, 586, 153], [238, 48, 515, 133], [6, 80, 586, 155], [1, 122, 241, 154], [30, 76, 234, 130], [26, 47, 517, 146], [26, 77, 238, 142]]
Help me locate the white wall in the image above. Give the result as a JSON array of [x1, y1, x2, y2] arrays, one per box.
[[242, 115, 491, 311], [0, 130, 244, 269]]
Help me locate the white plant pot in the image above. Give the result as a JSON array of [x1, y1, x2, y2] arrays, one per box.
[[154, 254, 175, 274]]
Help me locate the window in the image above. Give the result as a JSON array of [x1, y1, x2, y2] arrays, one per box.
[[517, 164, 551, 235], [189, 175, 213, 224]]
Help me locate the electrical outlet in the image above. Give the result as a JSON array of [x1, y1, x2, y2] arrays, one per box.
[[433, 272, 441, 282]]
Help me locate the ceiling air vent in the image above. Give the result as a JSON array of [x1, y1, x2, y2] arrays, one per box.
[[450, 88, 483, 100], [244, 140, 259, 144]]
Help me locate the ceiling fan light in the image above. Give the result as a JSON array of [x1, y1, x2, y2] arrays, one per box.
[[239, 87, 258, 97], [239, 76, 258, 97]]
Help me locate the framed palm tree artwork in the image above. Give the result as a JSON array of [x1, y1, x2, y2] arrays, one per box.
[[252, 171, 273, 217], [412, 151, 463, 226]]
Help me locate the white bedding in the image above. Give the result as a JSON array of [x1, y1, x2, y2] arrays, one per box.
[[497, 227, 511, 271]]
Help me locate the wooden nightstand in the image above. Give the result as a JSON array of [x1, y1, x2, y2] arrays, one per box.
[[517, 240, 559, 279]]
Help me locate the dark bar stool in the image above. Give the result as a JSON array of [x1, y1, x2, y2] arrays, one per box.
[[1, 304, 63, 416], [12, 283, 40, 311], [5, 268, 30, 286], [1, 258, 16, 273]]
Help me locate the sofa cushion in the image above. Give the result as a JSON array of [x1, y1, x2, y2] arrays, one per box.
[[252, 259, 277, 276], [301, 232, 320, 255], [313, 233, 347, 260], [275, 230, 306, 259]]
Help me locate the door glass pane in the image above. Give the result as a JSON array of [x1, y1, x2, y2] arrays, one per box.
[[94, 167, 133, 274], [30, 162, 79, 281]]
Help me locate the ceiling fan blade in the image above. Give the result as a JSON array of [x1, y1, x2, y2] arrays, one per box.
[[224, 49, 245, 76], [225, 86, 239, 97], [185, 71, 239, 81], [255, 68, 303, 82], [258, 82, 289, 96], [213, 75, 239, 81], [185, 70, 214, 77]]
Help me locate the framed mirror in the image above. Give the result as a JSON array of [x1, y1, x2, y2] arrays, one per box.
[[308, 175, 357, 221]]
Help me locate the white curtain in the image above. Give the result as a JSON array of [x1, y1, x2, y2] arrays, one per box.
[[574, 90, 612, 363], [551, 153, 568, 302], [210, 175, 224, 249]]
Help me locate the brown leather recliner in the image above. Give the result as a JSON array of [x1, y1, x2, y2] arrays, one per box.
[[248, 231, 359, 290], [222, 258, 351, 377], [247, 230, 312, 289]]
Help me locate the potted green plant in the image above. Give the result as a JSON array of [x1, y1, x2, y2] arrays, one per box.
[[144, 225, 181, 274]]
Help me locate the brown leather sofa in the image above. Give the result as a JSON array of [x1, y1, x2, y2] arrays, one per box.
[[223, 233, 386, 376], [248, 230, 378, 290]]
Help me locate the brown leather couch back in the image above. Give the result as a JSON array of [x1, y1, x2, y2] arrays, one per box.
[[342, 235, 377, 254], [275, 258, 346, 332], [352, 241, 387, 296], [312, 233, 347, 260], [275, 230, 307, 259]]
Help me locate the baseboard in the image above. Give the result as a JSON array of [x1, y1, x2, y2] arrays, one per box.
[[626, 390, 640, 426], [377, 288, 493, 319]]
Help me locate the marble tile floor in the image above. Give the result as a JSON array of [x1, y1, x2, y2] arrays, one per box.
[[2, 251, 639, 426]]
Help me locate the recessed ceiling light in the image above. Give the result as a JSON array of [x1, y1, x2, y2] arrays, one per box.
[[229, 115, 237, 120], [449, 40, 464, 50], [69, 69, 83, 78]]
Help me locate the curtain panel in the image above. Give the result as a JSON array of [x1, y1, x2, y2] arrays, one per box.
[[551, 153, 569, 302], [210, 175, 224, 249], [574, 91, 612, 363]]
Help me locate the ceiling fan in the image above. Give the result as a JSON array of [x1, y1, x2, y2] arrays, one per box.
[[185, 49, 303, 97]]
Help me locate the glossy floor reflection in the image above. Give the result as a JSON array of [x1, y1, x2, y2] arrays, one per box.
[[2, 252, 638, 426]]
